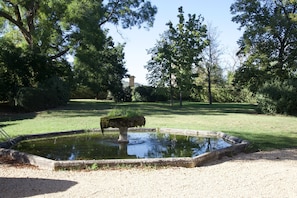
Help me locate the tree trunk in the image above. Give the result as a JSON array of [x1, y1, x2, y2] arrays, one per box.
[[179, 90, 183, 107], [208, 69, 212, 105], [170, 73, 173, 106]]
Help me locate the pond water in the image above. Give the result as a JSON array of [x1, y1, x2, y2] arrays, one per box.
[[13, 132, 232, 160]]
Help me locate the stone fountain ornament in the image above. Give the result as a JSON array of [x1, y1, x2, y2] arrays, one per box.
[[100, 109, 145, 143]]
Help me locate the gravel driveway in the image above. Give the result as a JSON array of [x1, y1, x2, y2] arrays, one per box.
[[1, 149, 297, 198]]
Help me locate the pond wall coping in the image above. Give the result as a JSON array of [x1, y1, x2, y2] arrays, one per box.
[[0, 128, 249, 170]]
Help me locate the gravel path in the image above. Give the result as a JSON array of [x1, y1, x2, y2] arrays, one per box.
[[1, 149, 297, 198]]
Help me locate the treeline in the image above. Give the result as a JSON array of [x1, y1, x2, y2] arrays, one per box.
[[1, 1, 297, 116], [143, 2, 297, 115], [231, 0, 297, 115], [0, 0, 157, 112], [0, 40, 71, 111]]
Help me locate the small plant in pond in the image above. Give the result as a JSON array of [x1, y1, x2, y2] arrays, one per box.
[[101, 108, 145, 129], [107, 108, 143, 118], [100, 107, 145, 142]]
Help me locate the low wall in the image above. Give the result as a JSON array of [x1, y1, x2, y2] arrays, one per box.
[[0, 128, 249, 170]]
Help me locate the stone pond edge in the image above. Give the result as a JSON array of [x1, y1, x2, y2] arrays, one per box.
[[0, 128, 249, 170]]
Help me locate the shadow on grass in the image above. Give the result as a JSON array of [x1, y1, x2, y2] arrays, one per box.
[[108, 102, 258, 116], [228, 131, 297, 152], [0, 123, 15, 128], [0, 112, 37, 122], [1, 100, 258, 120], [43, 100, 114, 118], [0, 177, 77, 197], [1, 100, 258, 121], [0, 101, 39, 123]]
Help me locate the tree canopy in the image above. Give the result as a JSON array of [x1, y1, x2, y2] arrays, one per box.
[[73, 33, 127, 100], [0, 0, 157, 59], [145, 7, 208, 106], [0, 0, 157, 107], [231, 0, 297, 92]]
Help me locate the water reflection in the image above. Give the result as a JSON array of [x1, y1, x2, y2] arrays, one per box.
[[13, 132, 231, 160]]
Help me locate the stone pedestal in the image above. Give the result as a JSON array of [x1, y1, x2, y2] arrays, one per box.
[[100, 115, 145, 143], [118, 142, 128, 156], [118, 127, 129, 143]]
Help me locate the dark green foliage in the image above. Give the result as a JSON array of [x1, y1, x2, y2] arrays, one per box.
[[39, 76, 70, 106], [0, 39, 22, 102], [231, 0, 297, 92], [0, 38, 72, 105], [111, 86, 132, 102], [70, 85, 108, 99], [71, 85, 95, 99], [134, 86, 168, 102], [16, 87, 47, 111], [134, 86, 155, 102], [73, 35, 127, 101], [233, 59, 268, 93], [121, 87, 133, 102], [15, 77, 69, 111], [1, 0, 157, 105], [256, 79, 297, 115]]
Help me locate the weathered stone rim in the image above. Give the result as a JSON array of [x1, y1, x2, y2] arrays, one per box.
[[0, 128, 249, 170]]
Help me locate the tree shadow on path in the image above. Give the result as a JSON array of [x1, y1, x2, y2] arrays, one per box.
[[0, 177, 77, 198]]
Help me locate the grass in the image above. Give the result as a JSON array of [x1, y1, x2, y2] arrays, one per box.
[[1, 99, 297, 151]]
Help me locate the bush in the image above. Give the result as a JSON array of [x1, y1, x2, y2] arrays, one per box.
[[15, 76, 70, 111], [122, 87, 132, 102], [111, 86, 132, 102], [16, 87, 47, 111], [71, 85, 97, 99], [212, 86, 255, 103], [39, 76, 69, 106], [190, 85, 255, 103], [256, 78, 297, 115], [107, 108, 143, 118], [133, 86, 168, 102]]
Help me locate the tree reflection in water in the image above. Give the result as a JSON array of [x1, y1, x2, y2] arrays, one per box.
[[13, 132, 231, 160]]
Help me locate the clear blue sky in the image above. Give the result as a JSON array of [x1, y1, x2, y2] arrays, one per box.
[[105, 0, 242, 85]]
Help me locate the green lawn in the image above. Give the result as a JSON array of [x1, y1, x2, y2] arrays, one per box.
[[1, 99, 297, 151]]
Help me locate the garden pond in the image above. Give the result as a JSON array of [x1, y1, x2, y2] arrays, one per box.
[[12, 132, 232, 161]]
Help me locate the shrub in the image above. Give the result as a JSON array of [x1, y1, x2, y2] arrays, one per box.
[[15, 76, 70, 111], [133, 86, 168, 102], [70, 85, 96, 99], [107, 108, 143, 118], [111, 86, 132, 102], [39, 76, 69, 106], [256, 78, 297, 115], [16, 87, 47, 111], [190, 85, 255, 103]]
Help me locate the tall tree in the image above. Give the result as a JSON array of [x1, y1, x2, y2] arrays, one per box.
[[167, 7, 208, 106], [0, 0, 157, 102], [0, 37, 71, 102], [74, 34, 126, 100], [146, 7, 208, 106], [200, 24, 223, 104], [231, 0, 297, 92], [145, 31, 175, 104]]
